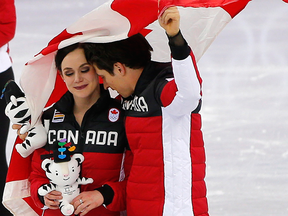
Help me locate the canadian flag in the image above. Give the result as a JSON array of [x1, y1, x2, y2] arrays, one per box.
[[3, 0, 251, 215]]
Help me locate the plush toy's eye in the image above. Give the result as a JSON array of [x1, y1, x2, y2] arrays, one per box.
[[72, 167, 75, 172], [55, 171, 59, 176]]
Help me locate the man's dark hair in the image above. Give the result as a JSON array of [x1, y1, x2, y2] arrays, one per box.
[[86, 33, 153, 74]]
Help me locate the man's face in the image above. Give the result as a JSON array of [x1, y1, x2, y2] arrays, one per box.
[[94, 64, 133, 98]]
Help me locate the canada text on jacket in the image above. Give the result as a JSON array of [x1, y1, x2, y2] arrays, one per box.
[[122, 96, 148, 112], [48, 130, 118, 146]]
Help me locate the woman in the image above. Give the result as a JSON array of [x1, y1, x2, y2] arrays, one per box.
[[29, 43, 132, 216]]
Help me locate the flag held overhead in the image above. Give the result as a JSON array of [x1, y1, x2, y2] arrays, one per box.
[[3, 0, 251, 215]]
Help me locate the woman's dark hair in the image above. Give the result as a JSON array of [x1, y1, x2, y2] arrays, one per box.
[[85, 33, 153, 74], [55, 43, 89, 72]]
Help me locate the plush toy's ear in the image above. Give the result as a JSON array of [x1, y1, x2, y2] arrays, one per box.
[[41, 158, 52, 172], [72, 153, 84, 166], [10, 95, 18, 106]]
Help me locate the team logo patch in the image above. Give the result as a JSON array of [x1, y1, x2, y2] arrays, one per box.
[[52, 109, 65, 123], [108, 108, 120, 122]]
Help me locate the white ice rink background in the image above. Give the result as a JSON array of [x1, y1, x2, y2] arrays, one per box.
[[6, 0, 288, 215]]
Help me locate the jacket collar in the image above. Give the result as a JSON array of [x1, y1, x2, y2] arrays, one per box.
[[54, 84, 110, 114], [133, 61, 171, 96]]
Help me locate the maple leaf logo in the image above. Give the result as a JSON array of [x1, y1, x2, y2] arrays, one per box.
[[108, 108, 120, 122], [111, 109, 119, 115]]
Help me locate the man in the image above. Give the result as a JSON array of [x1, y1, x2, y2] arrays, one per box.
[[87, 7, 208, 216]]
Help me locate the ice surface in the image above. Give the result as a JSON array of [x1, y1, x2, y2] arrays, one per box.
[[6, 0, 288, 215]]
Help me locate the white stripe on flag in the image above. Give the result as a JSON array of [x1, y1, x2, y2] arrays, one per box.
[[3, 180, 38, 216]]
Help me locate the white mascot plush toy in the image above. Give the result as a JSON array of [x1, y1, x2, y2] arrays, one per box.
[[38, 153, 93, 216], [1, 80, 47, 157]]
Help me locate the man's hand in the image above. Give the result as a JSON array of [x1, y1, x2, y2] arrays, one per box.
[[159, 6, 180, 37]]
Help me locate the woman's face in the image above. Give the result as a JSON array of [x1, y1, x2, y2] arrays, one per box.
[[60, 48, 99, 100]]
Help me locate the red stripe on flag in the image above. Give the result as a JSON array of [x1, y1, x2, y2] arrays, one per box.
[[221, 0, 251, 18]]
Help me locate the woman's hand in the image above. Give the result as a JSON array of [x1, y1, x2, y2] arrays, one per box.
[[12, 124, 28, 140], [71, 190, 104, 216], [43, 190, 63, 210]]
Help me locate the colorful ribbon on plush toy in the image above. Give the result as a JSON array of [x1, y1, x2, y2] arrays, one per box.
[[40, 138, 76, 162], [57, 139, 76, 160]]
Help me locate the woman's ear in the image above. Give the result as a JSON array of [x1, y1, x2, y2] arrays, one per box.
[[58, 70, 65, 82]]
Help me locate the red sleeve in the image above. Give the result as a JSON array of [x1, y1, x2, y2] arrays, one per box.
[[105, 149, 133, 211], [0, 0, 16, 47], [160, 79, 177, 107], [29, 148, 50, 209]]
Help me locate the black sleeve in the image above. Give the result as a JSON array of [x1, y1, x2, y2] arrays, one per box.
[[168, 30, 190, 60], [38, 192, 45, 205], [95, 184, 114, 206]]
